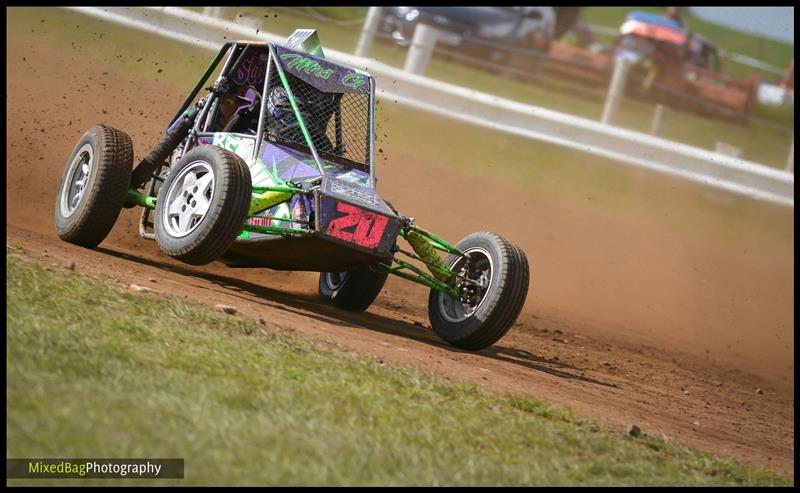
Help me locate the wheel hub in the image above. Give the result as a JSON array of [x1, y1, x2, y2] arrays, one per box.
[[325, 271, 350, 291], [162, 161, 215, 238], [60, 143, 94, 218], [439, 248, 494, 323]]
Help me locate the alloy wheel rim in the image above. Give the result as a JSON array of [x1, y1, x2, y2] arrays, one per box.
[[438, 247, 494, 323], [60, 143, 94, 218], [162, 161, 215, 238], [325, 271, 350, 291]]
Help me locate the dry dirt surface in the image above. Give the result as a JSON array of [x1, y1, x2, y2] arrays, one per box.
[[7, 39, 794, 475]]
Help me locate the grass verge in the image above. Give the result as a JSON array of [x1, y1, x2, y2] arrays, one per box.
[[6, 255, 791, 486]]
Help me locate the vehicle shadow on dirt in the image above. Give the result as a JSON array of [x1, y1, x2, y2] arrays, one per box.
[[97, 246, 619, 389], [483, 345, 619, 388]]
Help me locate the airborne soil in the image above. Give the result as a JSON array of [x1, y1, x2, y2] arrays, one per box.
[[7, 39, 794, 476]]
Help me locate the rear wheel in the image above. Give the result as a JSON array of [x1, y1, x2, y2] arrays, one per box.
[[154, 145, 251, 265], [319, 261, 390, 312], [428, 232, 530, 350], [54, 125, 133, 248]]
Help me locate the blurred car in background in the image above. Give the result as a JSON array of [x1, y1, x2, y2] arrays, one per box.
[[380, 6, 556, 50], [379, 6, 556, 77]]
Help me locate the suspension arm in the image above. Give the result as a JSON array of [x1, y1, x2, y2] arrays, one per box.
[[378, 259, 459, 298]]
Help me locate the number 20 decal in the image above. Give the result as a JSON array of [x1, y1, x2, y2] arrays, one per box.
[[327, 202, 389, 249]]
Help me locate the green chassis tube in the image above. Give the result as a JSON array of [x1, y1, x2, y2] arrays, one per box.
[[126, 189, 157, 209], [249, 187, 301, 215], [126, 187, 461, 297]]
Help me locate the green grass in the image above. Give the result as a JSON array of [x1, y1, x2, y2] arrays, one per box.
[[6, 256, 791, 486]]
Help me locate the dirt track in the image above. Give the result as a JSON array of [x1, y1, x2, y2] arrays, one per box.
[[6, 38, 794, 475]]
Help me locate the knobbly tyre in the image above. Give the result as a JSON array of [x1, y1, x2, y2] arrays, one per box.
[[54, 30, 530, 350]]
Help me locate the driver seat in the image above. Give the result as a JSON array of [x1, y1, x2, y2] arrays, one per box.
[[223, 87, 261, 134]]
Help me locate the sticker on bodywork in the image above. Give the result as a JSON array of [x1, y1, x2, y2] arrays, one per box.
[[326, 202, 389, 249], [276, 46, 371, 94], [330, 180, 376, 205], [212, 133, 255, 162], [318, 194, 400, 255]]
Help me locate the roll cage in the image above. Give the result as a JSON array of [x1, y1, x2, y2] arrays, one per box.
[[167, 41, 377, 187]]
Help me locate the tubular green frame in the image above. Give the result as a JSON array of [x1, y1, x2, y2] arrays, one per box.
[[129, 183, 461, 297], [127, 185, 304, 214], [243, 223, 310, 236], [378, 258, 459, 297], [127, 189, 157, 209], [251, 185, 304, 194], [269, 45, 326, 174]]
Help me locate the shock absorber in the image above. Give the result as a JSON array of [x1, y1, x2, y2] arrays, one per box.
[[405, 229, 453, 283], [128, 105, 201, 190]]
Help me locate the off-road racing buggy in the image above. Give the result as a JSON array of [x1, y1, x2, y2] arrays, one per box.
[[54, 30, 530, 350]]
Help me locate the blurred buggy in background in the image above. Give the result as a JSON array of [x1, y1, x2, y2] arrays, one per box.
[[544, 10, 761, 121]]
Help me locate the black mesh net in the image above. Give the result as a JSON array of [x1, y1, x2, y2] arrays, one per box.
[[264, 66, 371, 166]]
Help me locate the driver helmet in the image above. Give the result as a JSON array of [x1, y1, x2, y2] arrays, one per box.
[[267, 86, 303, 133], [266, 85, 337, 148]]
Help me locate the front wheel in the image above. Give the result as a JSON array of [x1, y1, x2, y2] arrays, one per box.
[[153, 145, 251, 265], [54, 125, 134, 248], [428, 232, 530, 350]]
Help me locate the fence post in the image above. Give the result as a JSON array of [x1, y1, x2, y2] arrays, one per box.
[[404, 23, 439, 75], [354, 7, 383, 57], [787, 138, 794, 172], [601, 57, 631, 125], [650, 104, 666, 136]]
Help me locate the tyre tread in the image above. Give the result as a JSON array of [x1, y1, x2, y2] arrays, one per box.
[[55, 125, 133, 247], [155, 146, 251, 265], [428, 231, 530, 350], [319, 262, 390, 312]]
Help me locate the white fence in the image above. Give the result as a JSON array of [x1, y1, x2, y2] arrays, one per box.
[[65, 6, 793, 207]]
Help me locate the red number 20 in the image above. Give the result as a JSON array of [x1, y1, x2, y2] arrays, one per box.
[[327, 202, 389, 249]]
